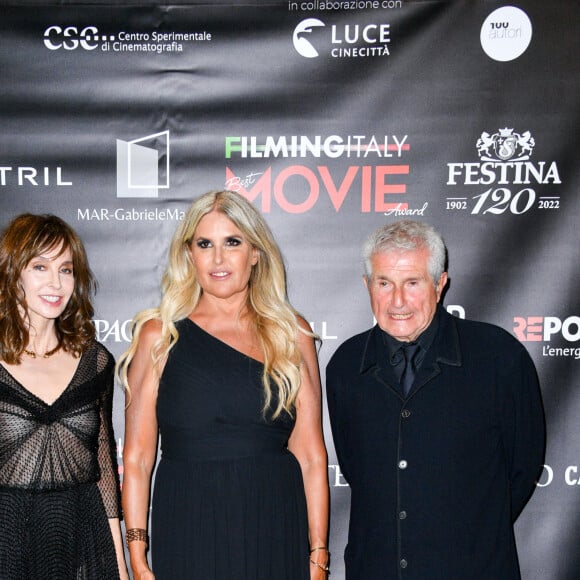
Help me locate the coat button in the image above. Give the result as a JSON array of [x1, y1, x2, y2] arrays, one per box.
[[399, 510, 407, 519], [398, 460, 408, 469], [401, 409, 411, 418], [400, 559, 408, 568]]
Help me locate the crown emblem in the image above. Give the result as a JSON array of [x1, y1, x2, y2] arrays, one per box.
[[476, 128, 534, 162]]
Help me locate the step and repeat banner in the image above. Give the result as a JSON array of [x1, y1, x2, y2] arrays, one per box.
[[1, 1, 578, 577]]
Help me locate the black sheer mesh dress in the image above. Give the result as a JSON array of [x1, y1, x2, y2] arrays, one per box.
[[0, 341, 121, 580]]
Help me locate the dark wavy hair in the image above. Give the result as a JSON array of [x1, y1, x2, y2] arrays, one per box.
[[0, 214, 96, 364]]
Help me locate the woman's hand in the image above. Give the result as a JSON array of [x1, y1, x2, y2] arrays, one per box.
[[309, 558, 329, 579]]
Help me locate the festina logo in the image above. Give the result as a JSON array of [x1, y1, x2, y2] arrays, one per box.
[[476, 128, 535, 162], [447, 128, 561, 186], [446, 160, 561, 186]]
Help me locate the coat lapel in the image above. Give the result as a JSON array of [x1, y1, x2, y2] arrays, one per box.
[[410, 308, 463, 395], [358, 308, 463, 397], [358, 326, 400, 394]]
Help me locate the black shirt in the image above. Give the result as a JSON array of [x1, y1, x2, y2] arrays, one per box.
[[380, 306, 441, 384]]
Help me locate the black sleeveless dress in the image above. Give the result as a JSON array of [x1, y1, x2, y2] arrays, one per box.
[[152, 319, 310, 579]]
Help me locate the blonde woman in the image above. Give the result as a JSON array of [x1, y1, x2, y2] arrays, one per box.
[[118, 190, 329, 579]]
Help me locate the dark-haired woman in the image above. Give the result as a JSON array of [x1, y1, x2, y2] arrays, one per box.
[[0, 214, 128, 579]]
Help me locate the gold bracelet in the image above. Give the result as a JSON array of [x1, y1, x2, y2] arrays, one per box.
[[310, 558, 330, 572], [309, 546, 329, 554], [126, 528, 148, 548]]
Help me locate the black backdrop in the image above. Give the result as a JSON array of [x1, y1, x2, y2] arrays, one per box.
[[1, 1, 578, 577]]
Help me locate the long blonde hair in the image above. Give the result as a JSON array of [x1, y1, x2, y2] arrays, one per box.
[[116, 190, 305, 418]]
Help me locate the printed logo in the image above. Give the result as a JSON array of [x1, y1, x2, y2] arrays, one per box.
[[514, 316, 580, 342], [116, 131, 170, 198], [537, 464, 580, 487], [476, 128, 535, 162], [0, 165, 72, 187], [445, 127, 561, 216], [43, 26, 101, 51], [288, 1, 403, 14], [93, 319, 132, 343], [293, 18, 325, 58], [292, 18, 391, 59], [43, 26, 211, 53], [79, 131, 181, 222], [513, 315, 580, 360], [480, 6, 533, 62], [224, 133, 412, 214]]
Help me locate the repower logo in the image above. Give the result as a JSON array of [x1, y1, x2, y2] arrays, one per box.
[[292, 17, 391, 59], [514, 316, 579, 342], [116, 131, 170, 198], [514, 315, 580, 360]]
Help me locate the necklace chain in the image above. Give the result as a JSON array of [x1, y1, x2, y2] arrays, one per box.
[[23, 344, 61, 359]]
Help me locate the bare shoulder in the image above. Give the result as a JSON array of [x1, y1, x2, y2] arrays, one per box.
[[295, 314, 315, 337], [293, 314, 321, 382], [140, 318, 163, 339], [134, 318, 163, 352], [128, 318, 166, 382], [294, 314, 316, 351]]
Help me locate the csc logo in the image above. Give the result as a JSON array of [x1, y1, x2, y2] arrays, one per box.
[[43, 26, 99, 51], [513, 316, 580, 342], [293, 18, 325, 58]]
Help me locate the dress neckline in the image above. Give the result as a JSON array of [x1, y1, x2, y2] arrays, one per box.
[[0, 351, 85, 407], [183, 317, 265, 367]]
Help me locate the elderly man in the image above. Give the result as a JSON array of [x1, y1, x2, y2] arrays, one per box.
[[326, 220, 545, 580]]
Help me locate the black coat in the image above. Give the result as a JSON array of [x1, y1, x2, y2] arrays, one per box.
[[326, 308, 545, 580]]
